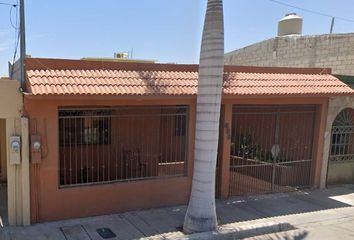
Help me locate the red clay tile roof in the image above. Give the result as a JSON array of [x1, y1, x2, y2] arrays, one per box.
[[25, 58, 354, 96]]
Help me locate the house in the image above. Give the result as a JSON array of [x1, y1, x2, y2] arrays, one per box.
[[225, 32, 354, 77], [18, 57, 353, 223]]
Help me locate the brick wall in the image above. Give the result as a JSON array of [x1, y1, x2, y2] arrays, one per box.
[[225, 33, 354, 75]]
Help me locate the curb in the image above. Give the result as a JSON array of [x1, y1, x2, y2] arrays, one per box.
[[142, 221, 295, 240]]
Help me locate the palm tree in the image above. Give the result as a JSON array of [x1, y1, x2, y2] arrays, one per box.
[[183, 0, 224, 234]]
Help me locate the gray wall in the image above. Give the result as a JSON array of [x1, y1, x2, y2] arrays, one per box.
[[320, 96, 354, 188], [327, 162, 354, 185], [225, 33, 354, 75]]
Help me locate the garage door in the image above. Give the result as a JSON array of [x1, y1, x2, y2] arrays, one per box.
[[229, 105, 316, 196]]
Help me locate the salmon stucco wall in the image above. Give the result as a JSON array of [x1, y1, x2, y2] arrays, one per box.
[[221, 97, 329, 190], [24, 95, 329, 223], [24, 97, 196, 223]]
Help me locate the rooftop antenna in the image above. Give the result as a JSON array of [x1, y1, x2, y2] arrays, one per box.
[[19, 0, 26, 90]]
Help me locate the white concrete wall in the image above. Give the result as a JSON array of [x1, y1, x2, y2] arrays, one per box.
[[225, 33, 354, 76]]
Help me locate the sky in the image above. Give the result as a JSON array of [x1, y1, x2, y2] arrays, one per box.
[[0, 0, 354, 76]]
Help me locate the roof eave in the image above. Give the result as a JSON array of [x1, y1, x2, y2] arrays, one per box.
[[24, 92, 354, 101]]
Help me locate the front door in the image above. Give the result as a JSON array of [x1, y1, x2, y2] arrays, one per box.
[[0, 119, 6, 183], [0, 119, 7, 225]]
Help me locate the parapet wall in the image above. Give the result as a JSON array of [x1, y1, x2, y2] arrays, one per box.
[[225, 33, 354, 76]]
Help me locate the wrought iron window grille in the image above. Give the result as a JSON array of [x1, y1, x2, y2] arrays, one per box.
[[58, 106, 189, 187]]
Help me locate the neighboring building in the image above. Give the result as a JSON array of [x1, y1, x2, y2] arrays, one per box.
[[225, 14, 354, 76], [21, 57, 353, 223], [81, 52, 156, 64], [321, 96, 354, 188], [0, 77, 30, 226]]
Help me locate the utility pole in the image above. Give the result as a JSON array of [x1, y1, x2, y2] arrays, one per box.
[[19, 0, 26, 90]]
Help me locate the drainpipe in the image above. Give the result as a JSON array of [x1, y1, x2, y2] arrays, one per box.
[[21, 117, 30, 225]]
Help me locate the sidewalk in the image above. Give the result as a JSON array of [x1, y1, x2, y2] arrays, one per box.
[[2, 184, 354, 240]]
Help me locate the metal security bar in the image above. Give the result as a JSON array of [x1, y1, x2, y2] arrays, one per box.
[[329, 109, 354, 163], [229, 105, 316, 196], [330, 126, 354, 162], [58, 106, 189, 187]]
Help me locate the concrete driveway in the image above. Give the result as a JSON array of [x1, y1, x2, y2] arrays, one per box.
[[2, 184, 354, 240]]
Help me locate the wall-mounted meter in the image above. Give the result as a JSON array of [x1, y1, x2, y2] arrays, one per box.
[[31, 135, 42, 164], [9, 136, 21, 165]]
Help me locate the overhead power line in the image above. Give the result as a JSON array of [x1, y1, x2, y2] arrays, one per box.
[[268, 0, 354, 23], [9, 3, 18, 29], [0, 2, 16, 7]]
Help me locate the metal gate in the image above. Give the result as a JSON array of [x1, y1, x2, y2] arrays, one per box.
[[215, 105, 225, 198], [327, 108, 354, 185], [229, 105, 316, 196]]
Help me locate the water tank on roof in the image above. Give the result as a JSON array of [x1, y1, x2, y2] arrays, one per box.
[[278, 13, 303, 36]]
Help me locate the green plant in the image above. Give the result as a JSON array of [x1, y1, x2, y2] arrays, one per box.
[[234, 134, 273, 162]]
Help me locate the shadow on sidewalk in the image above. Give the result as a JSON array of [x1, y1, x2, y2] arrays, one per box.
[[6, 185, 354, 240], [216, 184, 354, 225]]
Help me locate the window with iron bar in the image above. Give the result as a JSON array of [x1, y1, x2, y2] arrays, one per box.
[[58, 105, 189, 187], [330, 108, 354, 163], [59, 110, 111, 146]]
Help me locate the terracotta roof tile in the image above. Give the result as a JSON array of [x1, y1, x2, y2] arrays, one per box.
[[25, 58, 354, 96]]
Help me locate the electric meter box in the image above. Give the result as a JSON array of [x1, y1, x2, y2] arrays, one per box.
[[9, 135, 21, 165], [31, 135, 42, 164]]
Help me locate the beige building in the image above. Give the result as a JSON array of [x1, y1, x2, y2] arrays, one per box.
[[0, 77, 30, 226]]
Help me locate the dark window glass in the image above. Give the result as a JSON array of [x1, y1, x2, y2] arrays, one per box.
[[59, 110, 111, 145], [175, 106, 187, 136]]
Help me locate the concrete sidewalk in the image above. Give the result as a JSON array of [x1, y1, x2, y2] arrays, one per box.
[[2, 184, 354, 240]]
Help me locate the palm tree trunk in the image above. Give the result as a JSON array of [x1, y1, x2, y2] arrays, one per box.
[[183, 0, 224, 234]]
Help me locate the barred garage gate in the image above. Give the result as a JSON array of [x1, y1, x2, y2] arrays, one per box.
[[229, 105, 316, 196]]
